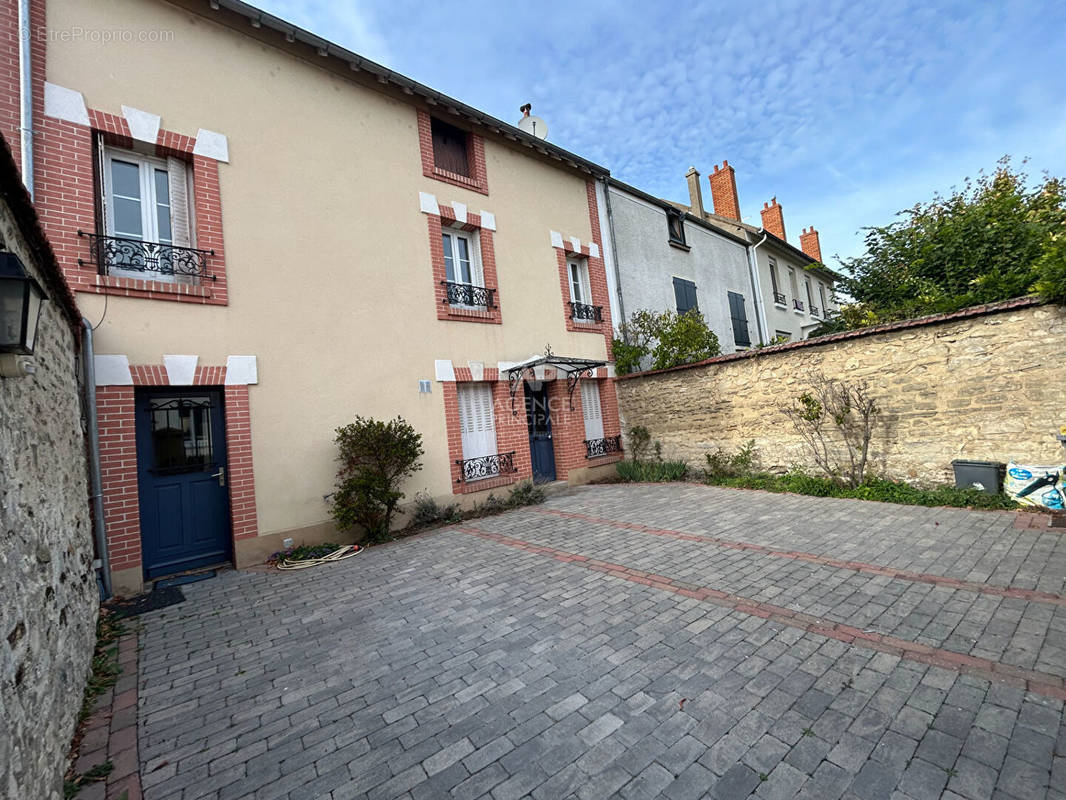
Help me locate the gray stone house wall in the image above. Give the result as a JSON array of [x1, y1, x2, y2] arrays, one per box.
[[0, 189, 97, 798], [608, 185, 758, 353]]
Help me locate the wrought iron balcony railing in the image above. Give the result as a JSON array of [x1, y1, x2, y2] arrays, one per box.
[[569, 301, 603, 323], [809, 305, 820, 317], [79, 231, 215, 281], [441, 280, 496, 308], [773, 292, 786, 305], [455, 451, 517, 483], [585, 435, 623, 459], [793, 299, 805, 311]]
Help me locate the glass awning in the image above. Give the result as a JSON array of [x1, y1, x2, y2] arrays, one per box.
[[504, 345, 607, 415]]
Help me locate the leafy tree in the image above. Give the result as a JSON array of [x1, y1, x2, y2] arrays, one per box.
[[331, 416, 424, 542], [829, 158, 1066, 328], [613, 309, 721, 373]]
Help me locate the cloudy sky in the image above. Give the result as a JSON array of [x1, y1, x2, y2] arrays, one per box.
[[256, 0, 1066, 264]]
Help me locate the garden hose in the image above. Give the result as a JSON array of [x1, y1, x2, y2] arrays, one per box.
[[276, 544, 363, 570]]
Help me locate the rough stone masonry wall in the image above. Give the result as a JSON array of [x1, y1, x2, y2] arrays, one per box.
[[0, 199, 98, 797], [615, 301, 1066, 486]]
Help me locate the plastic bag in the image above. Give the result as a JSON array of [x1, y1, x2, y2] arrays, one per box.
[[1004, 462, 1066, 510]]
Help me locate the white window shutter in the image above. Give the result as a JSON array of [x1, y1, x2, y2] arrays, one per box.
[[459, 384, 497, 459], [167, 157, 192, 248], [581, 381, 603, 441]]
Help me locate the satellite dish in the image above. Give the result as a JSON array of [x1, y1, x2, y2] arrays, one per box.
[[518, 114, 548, 140]]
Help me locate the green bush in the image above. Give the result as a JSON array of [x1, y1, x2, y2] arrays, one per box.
[[411, 493, 460, 526], [614, 308, 721, 374], [626, 425, 652, 462], [616, 459, 688, 483], [704, 440, 758, 480], [705, 469, 1018, 510], [507, 479, 546, 507], [331, 416, 424, 542]]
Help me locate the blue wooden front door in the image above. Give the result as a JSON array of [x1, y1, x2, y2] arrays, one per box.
[[525, 382, 556, 483], [136, 390, 232, 579]]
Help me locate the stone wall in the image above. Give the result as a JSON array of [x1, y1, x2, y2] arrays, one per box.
[[615, 300, 1066, 485], [0, 190, 97, 795]]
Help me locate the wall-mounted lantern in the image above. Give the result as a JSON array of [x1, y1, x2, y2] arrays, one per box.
[[0, 250, 47, 378]]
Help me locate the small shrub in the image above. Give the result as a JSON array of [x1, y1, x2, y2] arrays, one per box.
[[704, 440, 758, 480], [411, 492, 461, 526], [268, 542, 340, 563], [507, 480, 546, 507], [784, 375, 879, 487], [331, 416, 424, 542], [626, 425, 652, 462]]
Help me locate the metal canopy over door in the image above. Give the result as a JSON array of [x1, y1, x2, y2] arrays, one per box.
[[524, 382, 556, 483], [135, 390, 232, 579]]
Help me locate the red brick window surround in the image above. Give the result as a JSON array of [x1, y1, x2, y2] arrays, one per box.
[[417, 109, 489, 195], [34, 106, 228, 306], [442, 371, 532, 495], [551, 182, 615, 362], [425, 202, 502, 325]]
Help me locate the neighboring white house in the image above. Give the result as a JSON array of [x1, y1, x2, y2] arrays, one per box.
[[604, 163, 839, 352], [605, 177, 760, 354]]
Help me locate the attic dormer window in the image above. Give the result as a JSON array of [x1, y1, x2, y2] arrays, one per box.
[[666, 209, 686, 247], [431, 117, 470, 178]]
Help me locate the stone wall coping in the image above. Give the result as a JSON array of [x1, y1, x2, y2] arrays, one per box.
[[615, 295, 1048, 381]]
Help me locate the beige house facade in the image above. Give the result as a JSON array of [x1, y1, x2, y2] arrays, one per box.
[[10, 0, 623, 594]]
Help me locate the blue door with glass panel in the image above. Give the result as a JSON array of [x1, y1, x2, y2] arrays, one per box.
[[524, 382, 556, 483], [136, 390, 232, 579]]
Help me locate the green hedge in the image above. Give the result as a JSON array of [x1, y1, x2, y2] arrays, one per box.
[[617, 459, 689, 483], [707, 471, 1019, 510]]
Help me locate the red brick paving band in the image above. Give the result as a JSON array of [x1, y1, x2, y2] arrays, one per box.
[[534, 508, 1066, 608], [454, 526, 1066, 702], [76, 632, 142, 800]]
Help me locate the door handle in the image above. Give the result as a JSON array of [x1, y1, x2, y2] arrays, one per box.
[[211, 467, 226, 487]]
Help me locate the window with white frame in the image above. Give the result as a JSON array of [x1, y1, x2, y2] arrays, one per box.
[[819, 283, 828, 312], [457, 383, 498, 478], [101, 145, 193, 281], [805, 278, 814, 313], [769, 257, 785, 306], [580, 380, 604, 442], [441, 227, 486, 306], [567, 257, 596, 323]]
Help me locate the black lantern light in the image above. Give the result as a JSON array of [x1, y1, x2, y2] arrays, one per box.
[[0, 250, 47, 355]]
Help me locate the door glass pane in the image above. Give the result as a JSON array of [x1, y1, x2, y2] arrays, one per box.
[[455, 236, 472, 284], [154, 169, 172, 244], [149, 397, 214, 472], [442, 233, 455, 282]]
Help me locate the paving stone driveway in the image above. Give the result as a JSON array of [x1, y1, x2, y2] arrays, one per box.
[[136, 485, 1066, 800]]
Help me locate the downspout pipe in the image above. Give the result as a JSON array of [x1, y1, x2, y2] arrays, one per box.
[[81, 318, 111, 600], [600, 176, 627, 336], [18, 0, 33, 198], [746, 230, 770, 346]]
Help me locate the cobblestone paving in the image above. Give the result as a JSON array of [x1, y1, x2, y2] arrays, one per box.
[[137, 485, 1066, 800]]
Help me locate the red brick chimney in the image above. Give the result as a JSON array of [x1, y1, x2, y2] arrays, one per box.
[[708, 161, 740, 221], [761, 197, 785, 241], [800, 226, 823, 262]]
